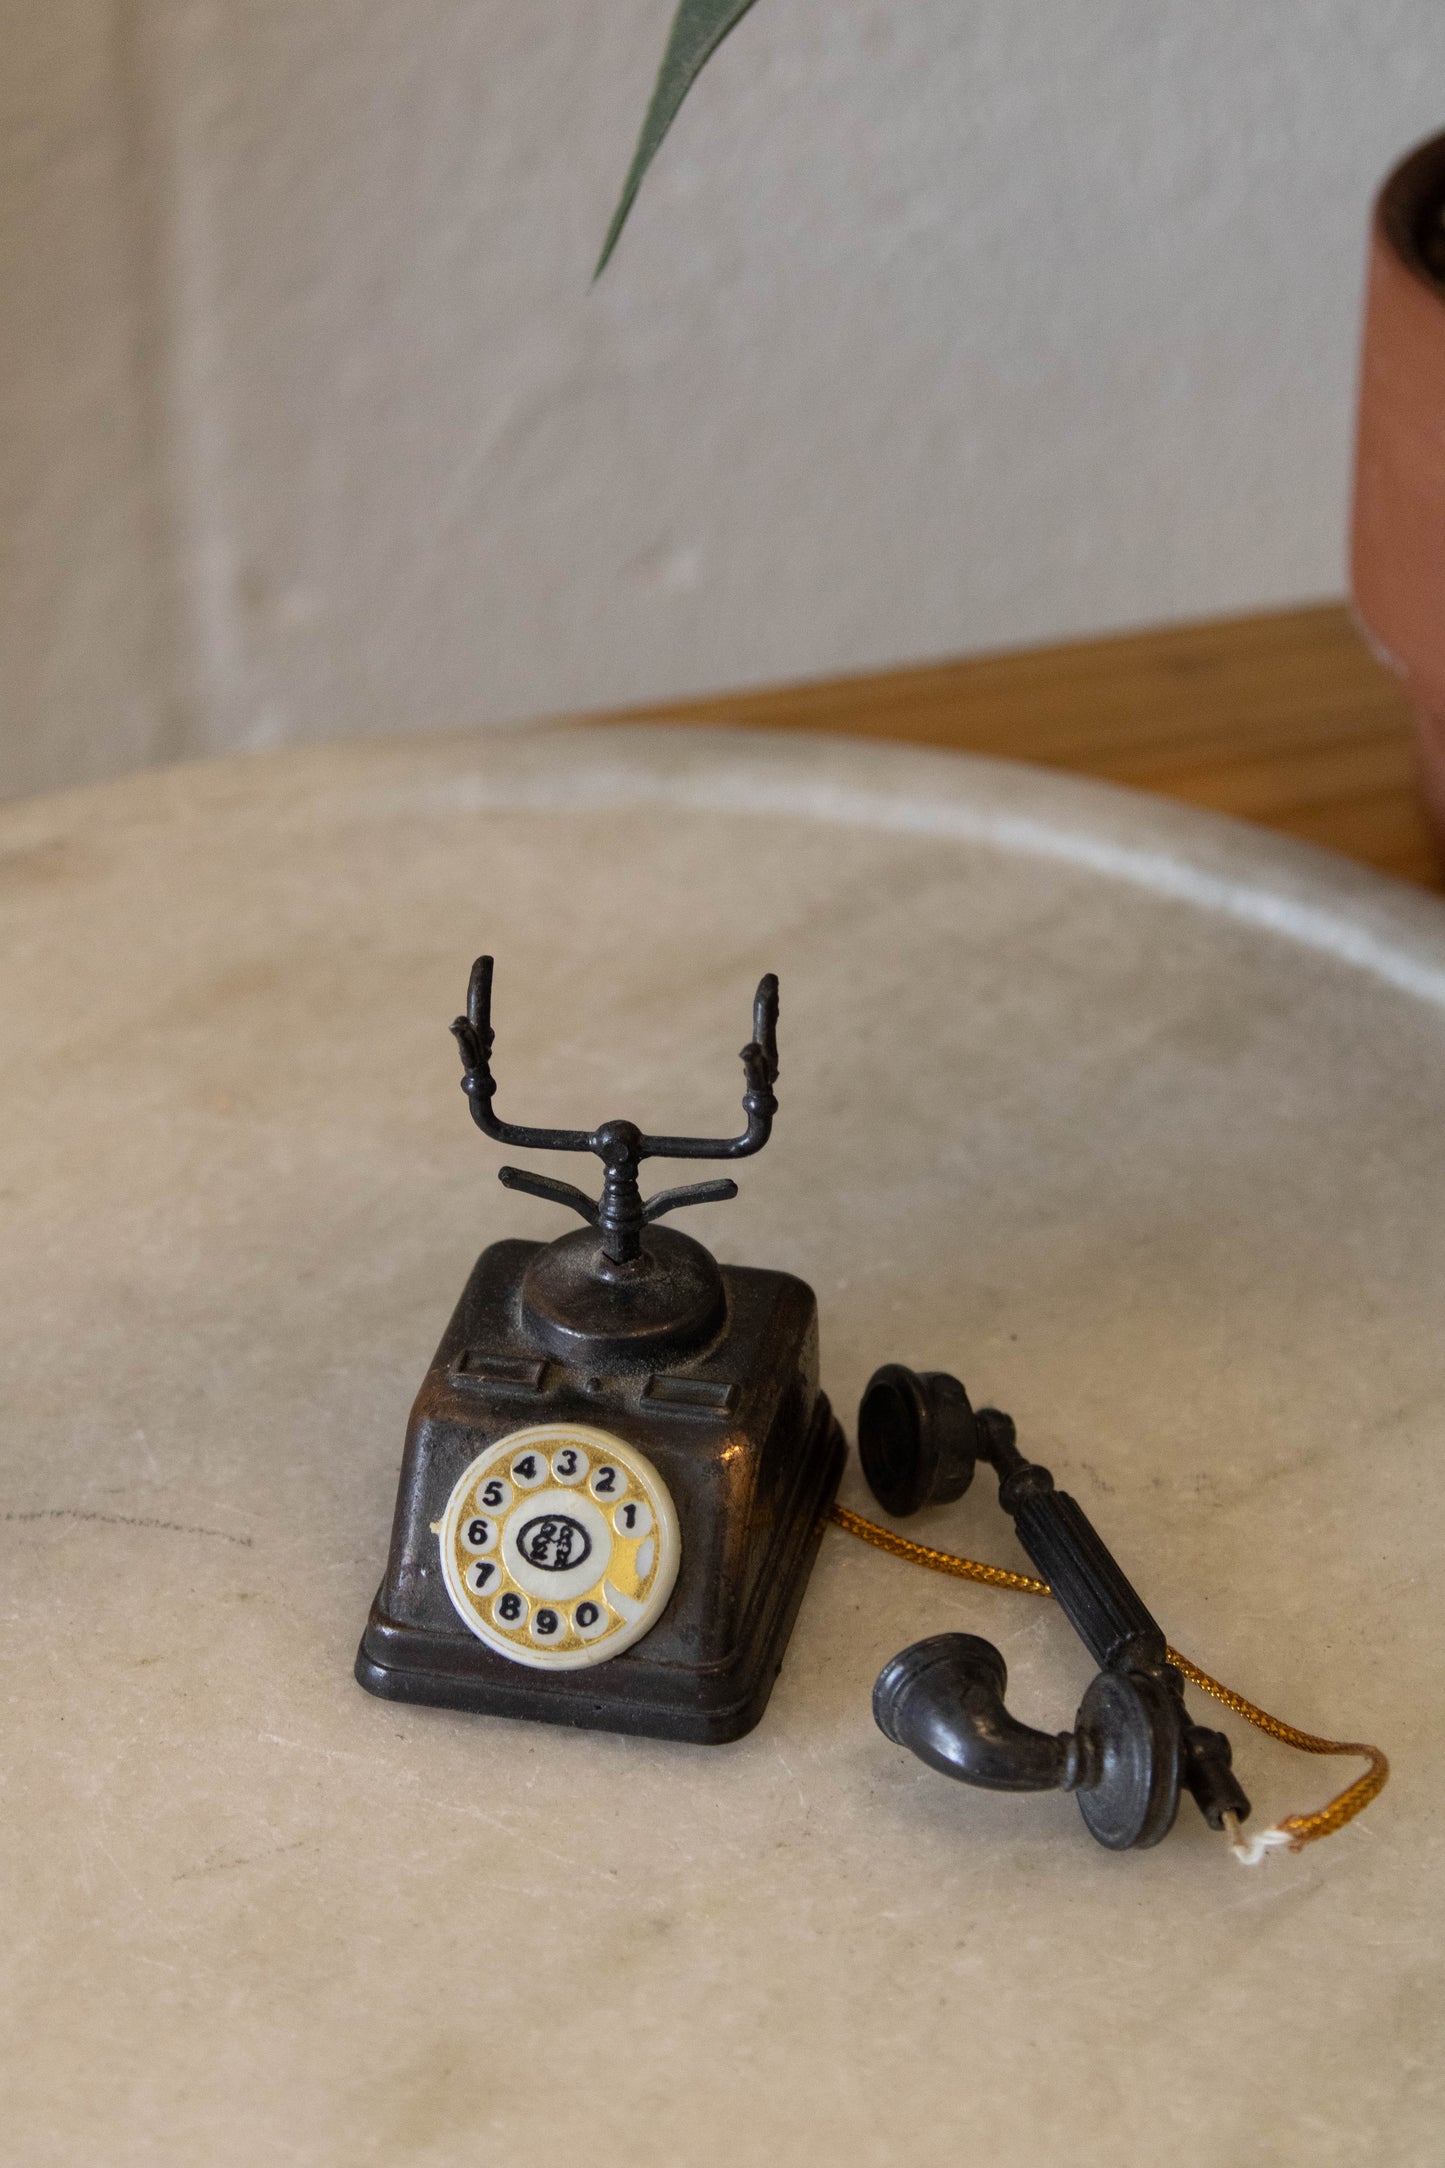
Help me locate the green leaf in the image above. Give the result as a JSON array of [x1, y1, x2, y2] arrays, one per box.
[[595, 0, 764, 278]]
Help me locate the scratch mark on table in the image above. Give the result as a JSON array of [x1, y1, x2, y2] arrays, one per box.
[[2, 1508, 253, 1547], [173, 1836, 312, 1883]]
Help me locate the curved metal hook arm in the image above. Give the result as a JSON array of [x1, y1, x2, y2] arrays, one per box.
[[452, 957, 780, 1258], [451, 956, 595, 1154], [639, 973, 779, 1162], [452, 958, 779, 1164]]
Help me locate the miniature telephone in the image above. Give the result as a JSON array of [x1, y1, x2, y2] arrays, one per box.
[[356, 953, 1384, 1860], [356, 957, 845, 1743]]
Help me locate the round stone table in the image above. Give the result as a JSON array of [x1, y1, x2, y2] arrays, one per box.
[[3, 728, 1442, 2167]]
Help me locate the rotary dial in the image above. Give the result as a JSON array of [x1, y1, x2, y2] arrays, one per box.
[[437, 1423, 681, 1670]]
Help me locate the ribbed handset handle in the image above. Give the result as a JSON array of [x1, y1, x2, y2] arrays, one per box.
[[999, 1468, 1166, 1671]]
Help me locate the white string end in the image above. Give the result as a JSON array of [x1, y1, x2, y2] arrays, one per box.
[[1223, 1810, 1297, 1867]]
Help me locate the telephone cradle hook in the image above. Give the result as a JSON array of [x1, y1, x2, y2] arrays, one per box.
[[450, 956, 781, 1359]]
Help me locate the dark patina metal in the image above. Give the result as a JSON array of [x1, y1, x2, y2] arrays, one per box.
[[356, 957, 844, 1744], [862, 1366, 1250, 1849]]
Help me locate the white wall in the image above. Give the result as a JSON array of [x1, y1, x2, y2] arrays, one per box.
[[4, 1, 1444, 799]]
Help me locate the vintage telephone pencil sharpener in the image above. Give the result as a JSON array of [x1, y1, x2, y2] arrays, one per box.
[[356, 957, 845, 1743]]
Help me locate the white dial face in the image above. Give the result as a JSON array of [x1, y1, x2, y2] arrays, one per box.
[[436, 1424, 681, 1670]]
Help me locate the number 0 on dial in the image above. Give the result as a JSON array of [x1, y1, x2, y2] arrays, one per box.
[[437, 1424, 681, 1670]]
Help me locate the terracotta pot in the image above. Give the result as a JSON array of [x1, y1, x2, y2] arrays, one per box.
[[1351, 130, 1445, 853]]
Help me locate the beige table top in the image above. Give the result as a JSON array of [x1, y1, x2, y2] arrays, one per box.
[[3, 727, 1443, 2167]]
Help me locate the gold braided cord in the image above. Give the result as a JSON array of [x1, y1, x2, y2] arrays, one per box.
[[826, 1503, 1388, 1850], [829, 1504, 1053, 1596], [1163, 1650, 1389, 1846]]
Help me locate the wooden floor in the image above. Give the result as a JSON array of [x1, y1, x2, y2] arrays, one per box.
[[587, 602, 1441, 890]]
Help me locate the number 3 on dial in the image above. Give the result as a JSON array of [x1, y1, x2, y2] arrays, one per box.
[[437, 1423, 681, 1671]]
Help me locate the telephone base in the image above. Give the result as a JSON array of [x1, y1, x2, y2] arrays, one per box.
[[356, 1409, 841, 1744], [355, 1237, 845, 1746]]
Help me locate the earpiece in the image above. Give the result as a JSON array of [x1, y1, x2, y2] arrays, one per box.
[[858, 1364, 986, 1515], [861, 1364, 1251, 1850], [873, 1631, 1184, 1849]]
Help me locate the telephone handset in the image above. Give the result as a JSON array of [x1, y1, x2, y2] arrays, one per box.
[[356, 958, 844, 1743], [857, 1366, 1251, 1850]]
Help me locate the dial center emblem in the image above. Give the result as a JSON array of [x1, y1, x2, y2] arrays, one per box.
[[516, 1511, 592, 1573]]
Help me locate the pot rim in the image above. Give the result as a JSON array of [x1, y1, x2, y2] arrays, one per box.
[[1377, 127, 1445, 304]]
